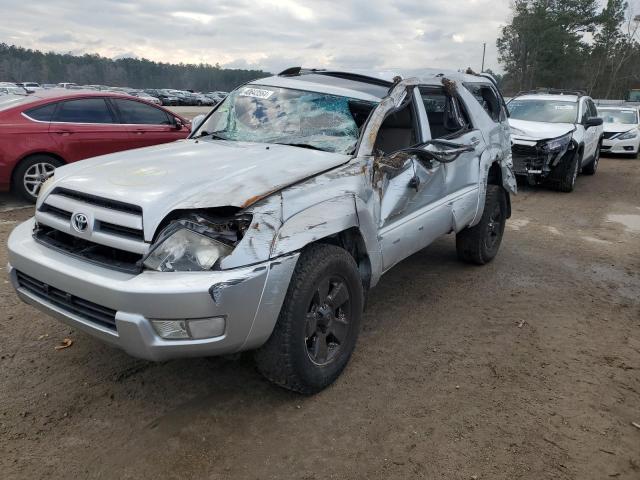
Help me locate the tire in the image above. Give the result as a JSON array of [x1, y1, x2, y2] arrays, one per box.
[[254, 244, 364, 394], [12, 155, 63, 203], [549, 149, 581, 192], [582, 142, 601, 175], [456, 185, 507, 265]]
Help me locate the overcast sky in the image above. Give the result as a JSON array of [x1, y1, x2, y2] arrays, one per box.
[[2, 0, 516, 73]]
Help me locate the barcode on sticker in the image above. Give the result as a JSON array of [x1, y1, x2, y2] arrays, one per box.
[[239, 87, 274, 99]]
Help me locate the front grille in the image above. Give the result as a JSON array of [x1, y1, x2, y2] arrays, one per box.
[[34, 225, 143, 274], [52, 187, 142, 215], [40, 204, 72, 220], [511, 144, 545, 174], [16, 270, 117, 331], [36, 188, 147, 270], [603, 132, 618, 139], [97, 221, 145, 241]]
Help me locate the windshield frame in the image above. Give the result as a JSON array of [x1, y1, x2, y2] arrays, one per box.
[[507, 98, 579, 124], [191, 83, 379, 155]]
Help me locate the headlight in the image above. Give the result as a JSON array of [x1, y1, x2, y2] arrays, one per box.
[[541, 132, 572, 152], [618, 129, 638, 140], [144, 226, 234, 272]]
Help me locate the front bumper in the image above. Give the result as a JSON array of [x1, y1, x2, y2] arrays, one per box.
[[511, 139, 574, 177], [8, 218, 298, 361], [601, 137, 639, 154]]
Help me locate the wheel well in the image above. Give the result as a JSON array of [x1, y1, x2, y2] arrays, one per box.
[[11, 152, 66, 188], [487, 161, 511, 218], [313, 227, 372, 293]]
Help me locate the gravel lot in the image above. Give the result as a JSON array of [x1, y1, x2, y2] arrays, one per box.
[[1, 156, 639, 479]]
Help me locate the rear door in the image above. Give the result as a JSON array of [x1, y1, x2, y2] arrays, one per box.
[[109, 98, 186, 149], [49, 97, 132, 161]]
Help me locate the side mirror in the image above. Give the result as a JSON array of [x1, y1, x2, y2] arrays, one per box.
[[585, 117, 603, 128], [174, 118, 184, 130], [191, 114, 206, 132]]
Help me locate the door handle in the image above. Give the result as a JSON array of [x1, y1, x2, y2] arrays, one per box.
[[53, 129, 73, 136], [134, 130, 145, 135]]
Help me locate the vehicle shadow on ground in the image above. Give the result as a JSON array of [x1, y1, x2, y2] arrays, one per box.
[[67, 236, 461, 409]]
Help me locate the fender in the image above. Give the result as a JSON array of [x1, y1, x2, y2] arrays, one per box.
[[270, 195, 359, 258]]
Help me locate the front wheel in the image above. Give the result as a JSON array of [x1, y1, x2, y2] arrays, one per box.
[[582, 143, 601, 175], [456, 185, 507, 265], [255, 244, 363, 394]]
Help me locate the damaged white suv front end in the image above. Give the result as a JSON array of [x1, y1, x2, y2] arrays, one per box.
[[8, 68, 516, 393]]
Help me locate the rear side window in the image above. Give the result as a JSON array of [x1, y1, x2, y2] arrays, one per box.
[[112, 99, 171, 125], [53, 98, 115, 124], [25, 102, 57, 121], [419, 87, 470, 139], [465, 83, 505, 123]]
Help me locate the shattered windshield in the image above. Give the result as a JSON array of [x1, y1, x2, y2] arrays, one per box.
[[508, 99, 578, 123], [599, 108, 638, 125], [195, 85, 376, 154]]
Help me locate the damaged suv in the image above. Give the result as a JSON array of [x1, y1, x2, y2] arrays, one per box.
[[8, 68, 516, 394], [508, 90, 603, 192]]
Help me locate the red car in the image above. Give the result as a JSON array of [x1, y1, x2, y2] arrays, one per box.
[[0, 90, 191, 202]]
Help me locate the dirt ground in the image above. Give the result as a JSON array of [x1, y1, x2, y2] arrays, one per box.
[[0, 156, 639, 480]]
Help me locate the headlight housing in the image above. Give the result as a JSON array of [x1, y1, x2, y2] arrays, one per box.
[[541, 132, 573, 152], [144, 227, 233, 272], [144, 213, 251, 272], [617, 129, 638, 140]]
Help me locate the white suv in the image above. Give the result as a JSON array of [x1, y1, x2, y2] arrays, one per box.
[[8, 68, 515, 394], [507, 90, 603, 192]]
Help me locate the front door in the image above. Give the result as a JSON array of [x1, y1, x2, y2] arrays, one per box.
[[359, 84, 450, 272]]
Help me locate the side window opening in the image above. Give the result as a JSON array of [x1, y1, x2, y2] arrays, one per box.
[[374, 96, 418, 155], [420, 87, 470, 139], [25, 102, 57, 122], [465, 83, 504, 123]]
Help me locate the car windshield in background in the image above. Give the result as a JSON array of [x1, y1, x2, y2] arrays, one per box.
[[195, 85, 376, 154], [508, 99, 578, 123], [599, 108, 638, 124]]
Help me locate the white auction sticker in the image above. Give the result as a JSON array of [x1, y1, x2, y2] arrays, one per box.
[[239, 87, 274, 99]]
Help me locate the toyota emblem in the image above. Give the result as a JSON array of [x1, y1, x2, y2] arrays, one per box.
[[71, 213, 89, 233]]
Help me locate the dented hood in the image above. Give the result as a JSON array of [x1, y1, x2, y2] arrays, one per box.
[[47, 138, 350, 229], [509, 118, 575, 141]]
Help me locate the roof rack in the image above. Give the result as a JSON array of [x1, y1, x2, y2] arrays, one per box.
[[277, 67, 393, 87], [513, 88, 586, 98]]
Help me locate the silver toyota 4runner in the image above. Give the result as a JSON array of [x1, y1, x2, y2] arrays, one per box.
[[7, 68, 516, 394]]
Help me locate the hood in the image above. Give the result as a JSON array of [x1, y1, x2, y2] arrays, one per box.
[[47, 138, 350, 233], [602, 122, 637, 134], [508, 118, 575, 141]]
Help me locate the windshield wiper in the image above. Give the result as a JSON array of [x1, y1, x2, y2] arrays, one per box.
[[274, 142, 325, 151]]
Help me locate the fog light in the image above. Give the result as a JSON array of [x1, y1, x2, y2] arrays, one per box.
[[151, 320, 189, 339], [150, 317, 226, 340], [188, 317, 226, 339]]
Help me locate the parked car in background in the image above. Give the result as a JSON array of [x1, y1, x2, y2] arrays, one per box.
[[0, 90, 190, 201], [507, 90, 603, 192], [41, 84, 58, 89], [6, 68, 515, 394], [144, 89, 179, 106], [0, 86, 29, 96], [56, 83, 78, 89], [598, 106, 640, 157], [130, 91, 162, 105], [18, 82, 42, 91], [193, 93, 215, 106]]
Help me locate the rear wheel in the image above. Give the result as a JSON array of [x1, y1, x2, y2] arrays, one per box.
[[13, 155, 62, 203], [456, 185, 507, 265], [255, 244, 363, 394]]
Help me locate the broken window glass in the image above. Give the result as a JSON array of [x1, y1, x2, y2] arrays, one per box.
[[196, 85, 376, 154]]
